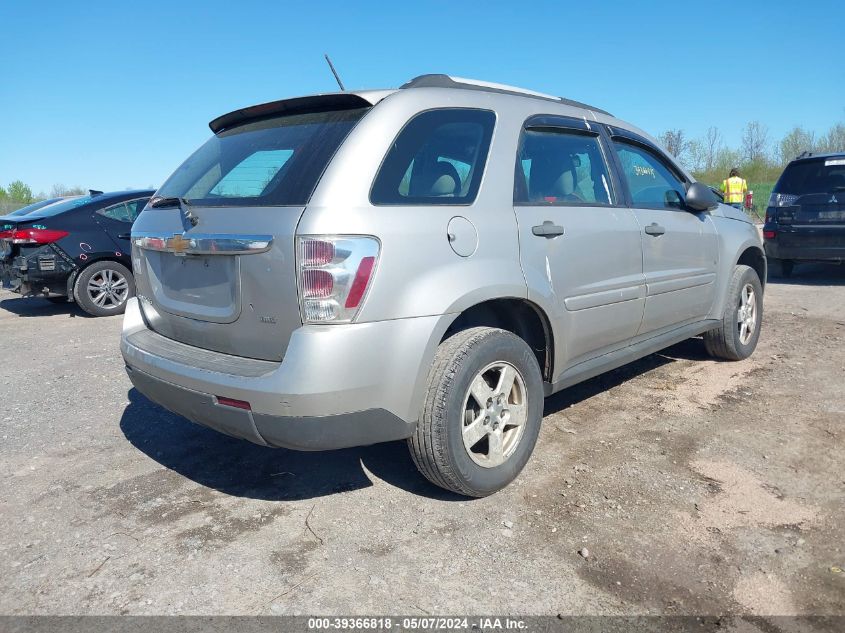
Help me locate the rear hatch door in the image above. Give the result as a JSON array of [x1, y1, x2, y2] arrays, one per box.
[[131, 100, 371, 362], [772, 156, 845, 249]]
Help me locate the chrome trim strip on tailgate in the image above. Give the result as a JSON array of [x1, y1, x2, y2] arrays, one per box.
[[131, 231, 273, 255]]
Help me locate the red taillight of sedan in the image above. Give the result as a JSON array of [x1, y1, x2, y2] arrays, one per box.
[[0, 228, 69, 245]]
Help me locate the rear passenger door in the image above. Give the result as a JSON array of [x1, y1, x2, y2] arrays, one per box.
[[609, 132, 718, 335], [95, 197, 150, 256], [514, 117, 646, 372]]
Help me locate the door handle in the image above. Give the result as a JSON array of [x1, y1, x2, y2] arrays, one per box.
[[532, 221, 565, 238], [644, 223, 666, 236], [118, 233, 131, 240]]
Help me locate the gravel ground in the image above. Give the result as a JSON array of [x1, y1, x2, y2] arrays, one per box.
[[0, 265, 842, 624]]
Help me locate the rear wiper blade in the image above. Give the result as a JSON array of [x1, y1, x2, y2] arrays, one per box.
[[149, 196, 199, 227], [149, 196, 185, 208]]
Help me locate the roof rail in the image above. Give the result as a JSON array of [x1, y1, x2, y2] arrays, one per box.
[[400, 74, 612, 116], [795, 151, 814, 160], [89, 189, 103, 197]]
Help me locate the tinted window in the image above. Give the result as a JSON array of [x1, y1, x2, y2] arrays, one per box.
[[125, 198, 149, 221], [97, 197, 149, 223], [97, 202, 132, 222], [34, 195, 96, 217], [371, 109, 495, 205], [156, 108, 369, 207], [6, 198, 64, 217], [515, 129, 613, 205], [775, 157, 845, 194], [614, 142, 686, 209]]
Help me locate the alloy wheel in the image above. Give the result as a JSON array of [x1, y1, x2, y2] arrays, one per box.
[[461, 361, 528, 468]]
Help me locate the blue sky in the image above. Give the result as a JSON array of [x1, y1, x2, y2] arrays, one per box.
[[1, 0, 843, 194]]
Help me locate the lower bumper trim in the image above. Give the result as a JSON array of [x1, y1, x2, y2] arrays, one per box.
[[125, 365, 414, 451]]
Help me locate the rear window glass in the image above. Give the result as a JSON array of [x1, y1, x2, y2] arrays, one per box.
[[6, 198, 64, 216], [156, 108, 369, 207], [776, 158, 845, 194], [33, 196, 95, 217], [371, 109, 495, 205]]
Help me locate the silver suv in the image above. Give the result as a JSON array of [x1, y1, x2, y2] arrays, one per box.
[[121, 75, 765, 497]]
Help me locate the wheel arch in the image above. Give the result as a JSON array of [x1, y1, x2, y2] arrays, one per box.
[[439, 297, 555, 383], [736, 244, 767, 290]]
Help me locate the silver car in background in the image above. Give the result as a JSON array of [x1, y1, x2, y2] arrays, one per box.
[[121, 75, 765, 496]]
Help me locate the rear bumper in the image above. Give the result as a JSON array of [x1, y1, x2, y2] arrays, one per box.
[[764, 240, 845, 262], [125, 365, 410, 450], [120, 298, 450, 450], [0, 250, 73, 297], [763, 224, 845, 262]]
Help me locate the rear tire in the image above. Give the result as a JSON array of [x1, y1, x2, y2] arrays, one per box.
[[769, 257, 793, 278], [73, 261, 135, 317], [704, 264, 763, 361], [408, 327, 544, 497]]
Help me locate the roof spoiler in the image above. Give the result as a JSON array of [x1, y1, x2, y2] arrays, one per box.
[[401, 74, 612, 117], [209, 93, 373, 134]]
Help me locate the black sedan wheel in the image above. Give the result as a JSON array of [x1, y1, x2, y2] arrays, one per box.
[[73, 261, 135, 317]]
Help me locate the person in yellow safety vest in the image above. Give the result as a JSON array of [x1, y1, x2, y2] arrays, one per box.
[[720, 168, 748, 210]]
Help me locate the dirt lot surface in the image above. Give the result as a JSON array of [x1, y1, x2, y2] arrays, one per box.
[[0, 266, 842, 625]]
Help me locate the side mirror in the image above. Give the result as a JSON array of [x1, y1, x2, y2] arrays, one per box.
[[685, 181, 719, 212]]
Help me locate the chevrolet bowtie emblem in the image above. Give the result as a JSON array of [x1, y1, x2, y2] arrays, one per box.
[[168, 233, 193, 254]]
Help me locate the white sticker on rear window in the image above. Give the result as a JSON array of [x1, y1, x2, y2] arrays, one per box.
[[824, 159, 845, 166]]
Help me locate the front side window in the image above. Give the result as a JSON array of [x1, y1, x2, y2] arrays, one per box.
[[515, 129, 613, 205], [614, 141, 686, 209], [156, 108, 369, 207], [371, 109, 495, 205]]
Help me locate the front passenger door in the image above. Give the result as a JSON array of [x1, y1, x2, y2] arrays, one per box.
[[611, 139, 718, 335]]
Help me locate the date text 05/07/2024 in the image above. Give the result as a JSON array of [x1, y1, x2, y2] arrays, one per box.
[[307, 617, 528, 631]]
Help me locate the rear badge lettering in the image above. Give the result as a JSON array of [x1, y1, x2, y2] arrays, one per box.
[[259, 316, 277, 324]]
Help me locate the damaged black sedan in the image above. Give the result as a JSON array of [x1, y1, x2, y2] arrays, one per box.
[[0, 189, 153, 316]]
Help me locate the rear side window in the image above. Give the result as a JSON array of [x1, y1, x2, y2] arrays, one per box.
[[515, 129, 613, 205], [371, 109, 495, 205], [775, 157, 845, 194], [97, 198, 150, 223], [614, 141, 686, 209], [156, 108, 369, 207]]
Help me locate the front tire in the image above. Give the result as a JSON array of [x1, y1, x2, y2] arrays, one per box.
[[73, 261, 135, 317], [704, 264, 763, 361], [408, 327, 544, 497]]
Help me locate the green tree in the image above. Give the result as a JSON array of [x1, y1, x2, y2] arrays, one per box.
[[778, 127, 815, 164], [7, 180, 33, 203], [741, 121, 769, 163], [50, 184, 87, 197], [0, 185, 7, 200], [818, 123, 845, 153]]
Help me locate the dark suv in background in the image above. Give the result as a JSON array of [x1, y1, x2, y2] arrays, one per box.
[[764, 152, 845, 277], [0, 189, 154, 315]]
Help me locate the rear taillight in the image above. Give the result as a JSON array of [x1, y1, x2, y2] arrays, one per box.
[[763, 230, 776, 239], [768, 192, 798, 208], [297, 236, 380, 323], [1, 228, 69, 245]]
